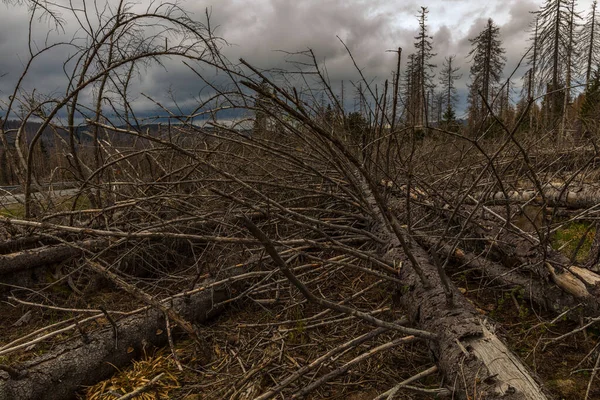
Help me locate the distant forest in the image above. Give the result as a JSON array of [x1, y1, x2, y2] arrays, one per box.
[[361, 2, 600, 140]]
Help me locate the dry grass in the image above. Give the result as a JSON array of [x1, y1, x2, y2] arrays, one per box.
[[85, 351, 180, 399]]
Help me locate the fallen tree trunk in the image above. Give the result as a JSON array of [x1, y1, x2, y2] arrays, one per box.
[[0, 240, 107, 276], [0, 279, 231, 400], [414, 234, 584, 316], [482, 184, 600, 209], [0, 235, 69, 255], [391, 241, 547, 399], [362, 181, 549, 399], [468, 205, 600, 312], [488, 237, 600, 310], [416, 194, 600, 315]]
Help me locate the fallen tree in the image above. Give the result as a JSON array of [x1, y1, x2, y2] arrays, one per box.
[[414, 233, 585, 314], [482, 184, 600, 209], [362, 186, 550, 398], [0, 239, 107, 276], [0, 234, 69, 255], [0, 277, 231, 400], [228, 60, 552, 397], [390, 176, 600, 317], [392, 241, 547, 399]]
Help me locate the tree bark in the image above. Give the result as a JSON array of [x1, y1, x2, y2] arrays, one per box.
[[0, 240, 106, 276], [483, 184, 600, 209], [391, 242, 547, 399], [0, 280, 230, 400], [415, 234, 584, 316], [0, 235, 67, 255], [362, 179, 548, 399]]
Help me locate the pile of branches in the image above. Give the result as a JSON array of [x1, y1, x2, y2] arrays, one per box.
[[2, 2, 600, 400]]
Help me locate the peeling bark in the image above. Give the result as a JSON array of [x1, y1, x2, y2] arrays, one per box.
[[363, 179, 548, 399], [392, 243, 548, 399], [483, 184, 600, 209]]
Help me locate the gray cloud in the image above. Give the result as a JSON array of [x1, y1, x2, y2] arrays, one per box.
[[0, 0, 595, 120]]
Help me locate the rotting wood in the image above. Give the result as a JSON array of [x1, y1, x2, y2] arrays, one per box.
[[393, 241, 548, 399], [361, 178, 548, 399], [350, 174, 549, 398], [546, 263, 592, 299], [466, 322, 547, 398], [0, 240, 106, 276], [569, 265, 600, 286], [482, 184, 600, 209], [0, 277, 231, 400]]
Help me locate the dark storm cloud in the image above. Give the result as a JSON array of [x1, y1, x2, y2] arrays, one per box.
[[0, 0, 595, 119], [207, 0, 407, 78], [156, 0, 549, 115], [500, 0, 540, 81], [0, 3, 88, 110]]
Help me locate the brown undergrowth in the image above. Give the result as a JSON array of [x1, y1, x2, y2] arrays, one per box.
[[460, 276, 600, 400], [76, 261, 600, 400], [81, 301, 435, 400]]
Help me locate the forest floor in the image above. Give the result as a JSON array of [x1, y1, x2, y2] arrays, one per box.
[[2, 229, 598, 400]]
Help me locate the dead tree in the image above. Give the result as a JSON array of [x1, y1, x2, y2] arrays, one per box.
[[2, 2, 600, 399]]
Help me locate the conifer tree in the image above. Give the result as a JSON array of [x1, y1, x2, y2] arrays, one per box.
[[560, 0, 579, 139], [578, 0, 600, 89], [402, 53, 419, 126], [439, 55, 461, 129], [413, 7, 436, 128], [466, 18, 506, 131], [524, 14, 541, 132], [580, 67, 600, 136], [534, 0, 580, 130]]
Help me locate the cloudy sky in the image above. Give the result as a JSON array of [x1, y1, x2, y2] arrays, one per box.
[[0, 0, 596, 121]]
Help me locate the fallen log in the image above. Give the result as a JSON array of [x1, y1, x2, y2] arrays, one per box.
[[473, 221, 600, 312], [414, 234, 584, 316], [392, 241, 547, 399], [363, 180, 548, 398], [483, 184, 600, 209], [381, 178, 600, 320], [503, 244, 600, 307], [0, 240, 107, 276], [0, 278, 230, 400], [0, 235, 66, 255], [428, 193, 600, 314]]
